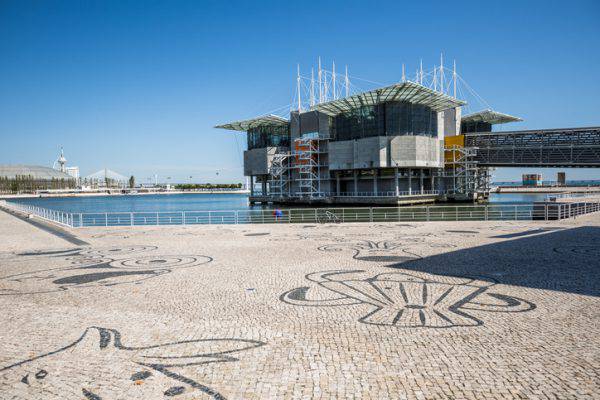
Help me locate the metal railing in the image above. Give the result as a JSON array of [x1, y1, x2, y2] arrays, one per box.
[[252, 190, 441, 198], [334, 190, 440, 197], [3, 200, 599, 228]]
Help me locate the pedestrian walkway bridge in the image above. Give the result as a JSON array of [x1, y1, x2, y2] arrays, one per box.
[[464, 126, 600, 167]]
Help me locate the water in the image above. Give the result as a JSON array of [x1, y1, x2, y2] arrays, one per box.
[[7, 192, 548, 214], [487, 193, 551, 203], [8, 193, 253, 213]]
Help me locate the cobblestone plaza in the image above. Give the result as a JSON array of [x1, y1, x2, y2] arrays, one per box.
[[0, 210, 598, 399]]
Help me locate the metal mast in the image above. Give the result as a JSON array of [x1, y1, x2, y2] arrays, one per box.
[[419, 59, 423, 85], [318, 57, 322, 104], [401, 64, 406, 82], [310, 68, 315, 107], [433, 67, 437, 91], [453, 60, 457, 98], [296, 64, 302, 111], [440, 53, 444, 94], [345, 65, 349, 97], [323, 63, 328, 102], [332, 61, 336, 100]]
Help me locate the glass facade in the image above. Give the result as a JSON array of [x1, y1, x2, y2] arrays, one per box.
[[331, 101, 437, 141], [247, 125, 290, 150], [461, 121, 492, 133]]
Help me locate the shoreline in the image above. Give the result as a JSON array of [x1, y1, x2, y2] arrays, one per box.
[[0, 189, 250, 199], [493, 186, 600, 194]]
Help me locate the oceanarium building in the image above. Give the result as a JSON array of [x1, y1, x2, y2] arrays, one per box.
[[216, 71, 523, 205]]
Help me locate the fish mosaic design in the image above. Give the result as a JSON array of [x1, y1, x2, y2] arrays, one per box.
[[281, 270, 535, 328], [318, 240, 422, 263], [0, 246, 211, 295], [0, 326, 265, 399]]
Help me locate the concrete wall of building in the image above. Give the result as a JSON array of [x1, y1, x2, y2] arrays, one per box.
[[244, 147, 280, 176], [354, 137, 388, 169], [390, 136, 443, 168], [290, 110, 331, 141], [329, 136, 442, 170], [290, 111, 300, 141], [439, 107, 461, 137], [328, 140, 354, 170]]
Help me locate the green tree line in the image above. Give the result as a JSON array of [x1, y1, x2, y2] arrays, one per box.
[[0, 175, 76, 193]]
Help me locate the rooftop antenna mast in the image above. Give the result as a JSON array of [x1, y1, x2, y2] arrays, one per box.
[[318, 57, 322, 104], [323, 62, 328, 102], [345, 65, 349, 97], [440, 53, 444, 95], [296, 64, 302, 112], [453, 60, 457, 98], [332, 61, 337, 100], [419, 59, 423, 85], [310, 68, 315, 107], [401, 64, 406, 82]]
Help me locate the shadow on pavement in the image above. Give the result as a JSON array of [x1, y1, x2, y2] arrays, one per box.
[[390, 226, 600, 297]]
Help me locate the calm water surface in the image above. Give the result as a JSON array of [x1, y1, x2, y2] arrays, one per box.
[[8, 192, 553, 213]]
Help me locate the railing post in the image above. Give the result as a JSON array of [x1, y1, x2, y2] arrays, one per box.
[[235, 210, 239, 224], [426, 206, 430, 222], [369, 207, 373, 222], [79, 213, 83, 227], [105, 212, 108, 227], [314, 209, 318, 223], [485, 205, 488, 221], [545, 204, 548, 221], [130, 212, 134, 226], [514, 205, 517, 220], [182, 211, 185, 225], [156, 212, 159, 225]]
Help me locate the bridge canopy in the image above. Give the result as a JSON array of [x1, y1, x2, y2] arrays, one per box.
[[461, 109, 522, 125]]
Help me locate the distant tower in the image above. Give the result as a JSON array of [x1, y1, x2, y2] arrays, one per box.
[[55, 147, 67, 172]]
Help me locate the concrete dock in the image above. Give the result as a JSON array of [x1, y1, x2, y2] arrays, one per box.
[[0, 208, 599, 399]]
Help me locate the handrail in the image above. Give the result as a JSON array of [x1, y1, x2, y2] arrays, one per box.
[[3, 199, 599, 228]]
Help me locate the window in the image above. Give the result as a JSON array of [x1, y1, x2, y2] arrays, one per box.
[[247, 125, 290, 150], [331, 101, 437, 141]]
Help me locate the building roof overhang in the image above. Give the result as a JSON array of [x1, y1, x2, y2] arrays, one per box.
[[461, 109, 522, 125], [214, 115, 289, 132], [313, 81, 466, 116]]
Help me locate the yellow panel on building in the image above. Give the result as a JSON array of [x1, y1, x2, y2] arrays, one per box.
[[444, 135, 465, 164]]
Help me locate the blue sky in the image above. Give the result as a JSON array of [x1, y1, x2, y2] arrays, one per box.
[[1, 0, 599, 184]]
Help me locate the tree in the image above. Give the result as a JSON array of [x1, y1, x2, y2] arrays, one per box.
[[129, 175, 135, 188]]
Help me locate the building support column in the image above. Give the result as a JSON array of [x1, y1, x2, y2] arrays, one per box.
[[373, 169, 378, 195], [250, 176, 254, 196], [261, 178, 267, 196], [353, 170, 358, 196], [408, 168, 412, 195], [394, 168, 399, 196], [430, 170, 435, 192], [420, 169, 424, 194], [336, 172, 341, 196]]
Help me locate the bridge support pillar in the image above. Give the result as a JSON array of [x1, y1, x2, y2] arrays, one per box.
[[373, 169, 378, 195]]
